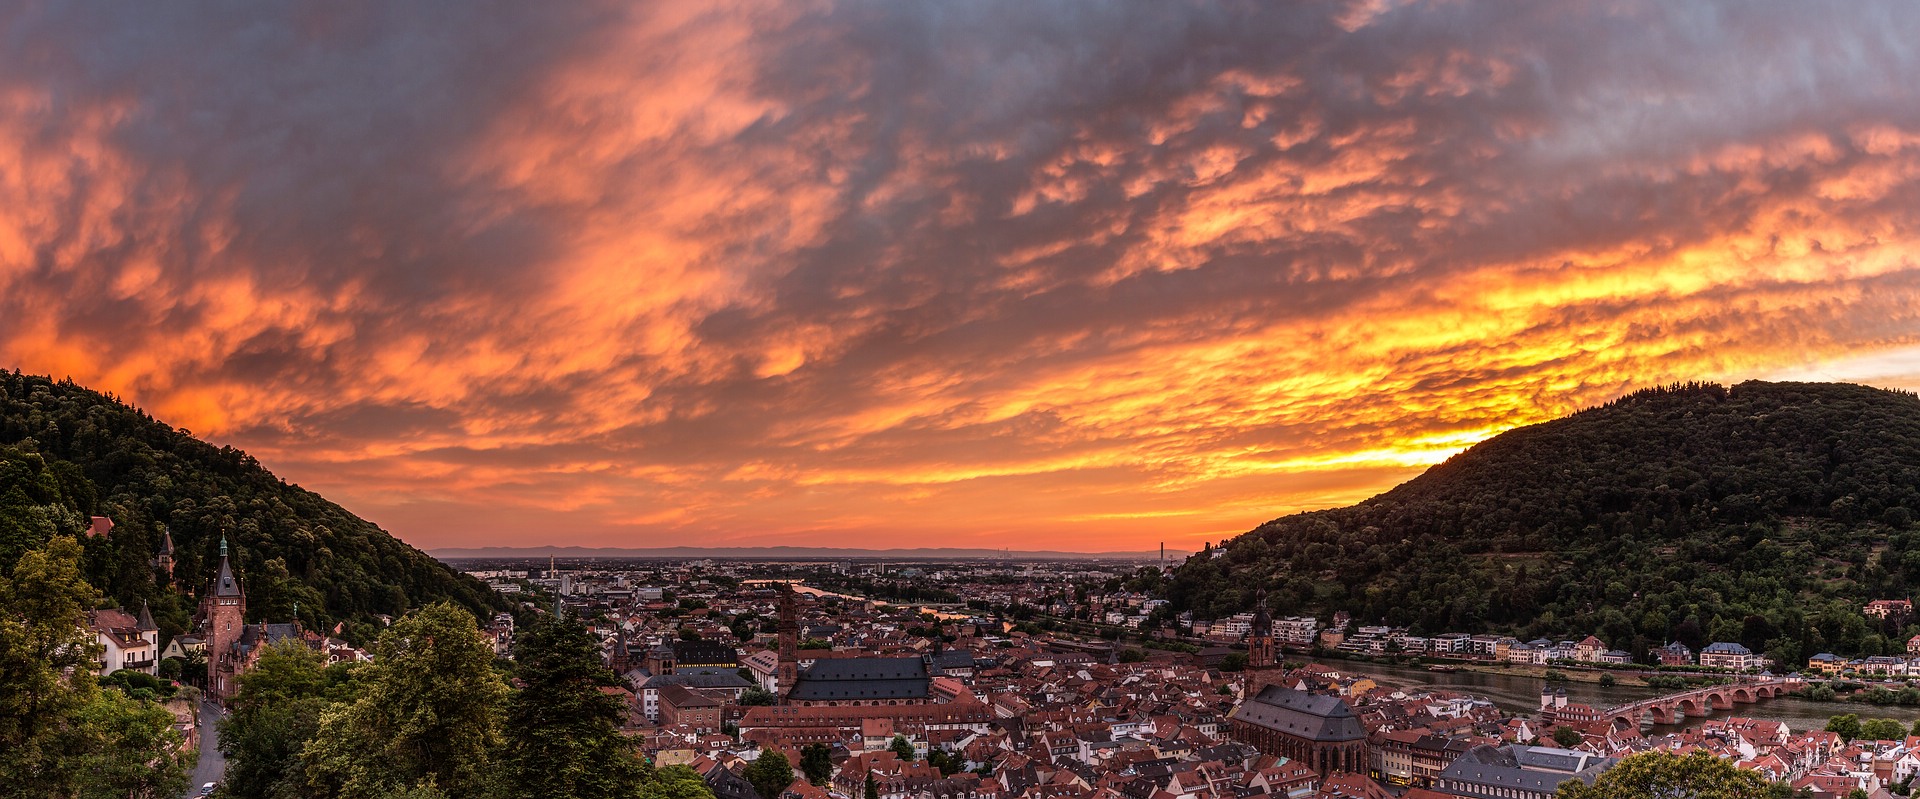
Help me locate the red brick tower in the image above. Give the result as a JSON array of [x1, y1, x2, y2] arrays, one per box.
[[777, 583, 800, 701], [1249, 590, 1276, 668], [154, 524, 175, 588], [204, 536, 246, 702]]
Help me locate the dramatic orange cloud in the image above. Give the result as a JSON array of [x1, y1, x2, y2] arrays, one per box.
[[4, 1, 1920, 552]]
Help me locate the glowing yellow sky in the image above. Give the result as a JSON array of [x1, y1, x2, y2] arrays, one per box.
[[5, 1, 1920, 551]]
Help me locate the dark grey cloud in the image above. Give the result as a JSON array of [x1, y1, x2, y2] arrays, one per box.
[[3, 0, 1920, 548]]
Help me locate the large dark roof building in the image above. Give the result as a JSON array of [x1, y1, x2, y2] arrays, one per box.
[[635, 667, 754, 692], [1433, 744, 1616, 799], [931, 649, 976, 676], [672, 639, 739, 668], [738, 701, 995, 748], [786, 655, 935, 706], [1227, 685, 1367, 775]]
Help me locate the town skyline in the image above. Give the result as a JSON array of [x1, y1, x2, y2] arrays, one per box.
[[8, 2, 1920, 551]]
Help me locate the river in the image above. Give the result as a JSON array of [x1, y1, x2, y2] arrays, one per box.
[[743, 580, 974, 622], [1304, 658, 1869, 734]]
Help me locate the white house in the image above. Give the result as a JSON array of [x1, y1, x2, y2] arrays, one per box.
[[88, 603, 159, 676], [1698, 642, 1759, 671]]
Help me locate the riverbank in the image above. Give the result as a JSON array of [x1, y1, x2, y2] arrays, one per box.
[[1288, 653, 1657, 687], [1443, 662, 1652, 687], [1297, 655, 1853, 733]]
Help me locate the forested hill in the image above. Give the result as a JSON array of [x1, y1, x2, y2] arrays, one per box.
[[0, 371, 503, 644], [1167, 380, 1920, 666]]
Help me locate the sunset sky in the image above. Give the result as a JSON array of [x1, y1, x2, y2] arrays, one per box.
[[6, 1, 1920, 552]]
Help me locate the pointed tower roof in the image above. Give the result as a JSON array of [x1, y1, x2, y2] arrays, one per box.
[[213, 535, 242, 597], [158, 525, 174, 555], [137, 599, 157, 631]]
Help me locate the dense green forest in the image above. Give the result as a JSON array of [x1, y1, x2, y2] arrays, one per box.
[[1168, 381, 1920, 667], [0, 371, 503, 644]]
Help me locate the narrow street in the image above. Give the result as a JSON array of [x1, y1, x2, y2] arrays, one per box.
[[183, 699, 225, 797]]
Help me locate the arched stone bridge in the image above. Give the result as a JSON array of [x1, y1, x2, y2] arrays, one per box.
[[1605, 678, 1804, 728]]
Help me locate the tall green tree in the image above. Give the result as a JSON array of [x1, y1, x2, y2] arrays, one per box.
[[303, 602, 507, 799], [1860, 718, 1906, 741], [800, 743, 833, 786], [0, 535, 191, 798], [499, 615, 647, 799], [889, 734, 916, 762], [54, 688, 196, 799], [220, 639, 333, 799], [1825, 714, 1863, 742], [926, 750, 962, 776], [0, 535, 101, 783], [744, 750, 795, 799], [1557, 751, 1798, 799], [1551, 726, 1583, 748], [642, 765, 719, 799]]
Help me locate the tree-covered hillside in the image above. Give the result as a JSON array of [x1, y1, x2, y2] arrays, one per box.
[[0, 371, 503, 643], [1168, 381, 1920, 666]]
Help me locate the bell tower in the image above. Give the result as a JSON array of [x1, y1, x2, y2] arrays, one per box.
[[204, 536, 247, 702], [609, 625, 634, 674], [154, 524, 176, 588], [776, 583, 799, 700], [1248, 589, 1276, 669]]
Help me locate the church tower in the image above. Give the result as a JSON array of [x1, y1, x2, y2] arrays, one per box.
[[204, 536, 247, 702], [154, 525, 175, 588], [1248, 589, 1276, 669], [776, 583, 799, 701], [608, 624, 634, 674]]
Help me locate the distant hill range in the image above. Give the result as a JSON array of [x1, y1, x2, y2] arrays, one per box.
[[0, 372, 504, 644], [432, 545, 1182, 561], [1168, 381, 1920, 666]]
